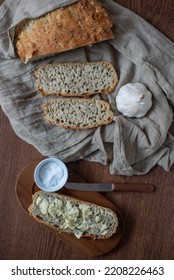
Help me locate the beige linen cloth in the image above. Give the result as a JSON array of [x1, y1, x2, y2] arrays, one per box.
[[0, 0, 174, 176]]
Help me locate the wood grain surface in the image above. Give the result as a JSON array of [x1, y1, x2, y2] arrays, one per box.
[[0, 0, 174, 260], [15, 160, 124, 257]]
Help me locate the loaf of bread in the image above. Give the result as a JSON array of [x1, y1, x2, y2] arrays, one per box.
[[41, 98, 114, 130], [35, 61, 118, 97], [15, 0, 114, 63], [28, 191, 118, 239]]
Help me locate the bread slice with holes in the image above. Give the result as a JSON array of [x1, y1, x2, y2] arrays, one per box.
[[41, 98, 114, 130], [28, 191, 118, 239], [35, 61, 118, 97]]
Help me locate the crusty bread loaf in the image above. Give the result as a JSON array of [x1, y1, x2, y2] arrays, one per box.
[[15, 0, 114, 63], [35, 61, 118, 97], [28, 191, 118, 239], [41, 98, 114, 130]]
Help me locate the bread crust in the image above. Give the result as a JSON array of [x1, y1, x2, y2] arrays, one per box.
[[34, 61, 118, 97], [15, 0, 114, 63], [41, 98, 114, 130], [28, 191, 118, 240]]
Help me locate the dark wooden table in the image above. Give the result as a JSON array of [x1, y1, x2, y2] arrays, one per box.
[[0, 0, 173, 260]]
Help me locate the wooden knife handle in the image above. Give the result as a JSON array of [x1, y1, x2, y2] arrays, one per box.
[[112, 183, 154, 192]]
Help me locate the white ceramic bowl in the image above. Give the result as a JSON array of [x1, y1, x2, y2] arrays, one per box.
[[34, 158, 68, 192]]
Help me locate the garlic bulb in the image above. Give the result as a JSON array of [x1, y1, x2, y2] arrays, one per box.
[[116, 83, 152, 118]]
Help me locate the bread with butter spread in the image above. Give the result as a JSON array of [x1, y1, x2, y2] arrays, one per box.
[[28, 191, 118, 239], [35, 61, 118, 97], [41, 98, 114, 130], [15, 0, 114, 63]]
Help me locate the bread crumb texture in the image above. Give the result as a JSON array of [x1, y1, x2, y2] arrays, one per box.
[[29, 191, 118, 239], [15, 0, 114, 63], [35, 62, 118, 96], [41, 98, 114, 129]]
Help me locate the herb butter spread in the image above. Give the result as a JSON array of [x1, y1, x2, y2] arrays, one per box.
[[30, 192, 118, 239]]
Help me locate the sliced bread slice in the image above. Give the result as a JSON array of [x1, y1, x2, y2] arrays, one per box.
[[41, 98, 114, 130], [35, 61, 118, 97], [28, 191, 118, 239]]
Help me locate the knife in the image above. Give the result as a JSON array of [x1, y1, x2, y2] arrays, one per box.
[[65, 182, 154, 192]]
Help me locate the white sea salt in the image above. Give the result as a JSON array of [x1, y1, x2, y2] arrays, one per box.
[[39, 161, 64, 189]]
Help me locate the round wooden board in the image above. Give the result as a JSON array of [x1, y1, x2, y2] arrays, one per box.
[[15, 160, 124, 257]]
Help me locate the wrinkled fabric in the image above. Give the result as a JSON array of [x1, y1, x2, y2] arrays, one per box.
[[0, 0, 174, 175]]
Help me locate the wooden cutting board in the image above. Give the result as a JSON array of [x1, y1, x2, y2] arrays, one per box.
[[15, 160, 124, 257]]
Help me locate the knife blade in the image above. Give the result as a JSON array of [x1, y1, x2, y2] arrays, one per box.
[[65, 182, 154, 192]]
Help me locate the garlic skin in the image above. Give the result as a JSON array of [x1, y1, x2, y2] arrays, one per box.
[[116, 83, 152, 118]]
